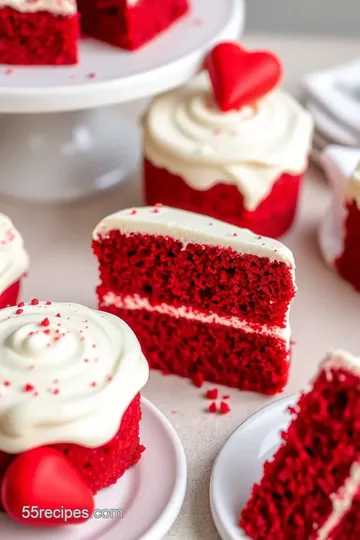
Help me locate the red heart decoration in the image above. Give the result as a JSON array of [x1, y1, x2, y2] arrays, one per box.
[[206, 42, 283, 112], [1, 447, 94, 527]]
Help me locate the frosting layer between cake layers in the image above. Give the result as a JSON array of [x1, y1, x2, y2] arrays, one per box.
[[0, 213, 28, 295], [0, 301, 149, 453], [143, 74, 313, 210], [0, 0, 77, 15], [94, 206, 295, 346]]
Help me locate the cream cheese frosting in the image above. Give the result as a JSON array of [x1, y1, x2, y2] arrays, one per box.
[[344, 162, 360, 207], [93, 205, 295, 267], [0, 301, 149, 453], [0, 213, 28, 296], [143, 73, 314, 211], [0, 0, 77, 16]]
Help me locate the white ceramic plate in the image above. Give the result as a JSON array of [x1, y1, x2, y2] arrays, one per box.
[[0, 398, 187, 540], [210, 395, 297, 540]]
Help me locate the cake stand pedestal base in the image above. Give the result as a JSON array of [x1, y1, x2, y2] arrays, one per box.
[[0, 108, 140, 202]]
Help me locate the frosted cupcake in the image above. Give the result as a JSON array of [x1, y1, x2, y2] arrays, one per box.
[[0, 213, 28, 309], [143, 42, 313, 238], [0, 300, 149, 526]]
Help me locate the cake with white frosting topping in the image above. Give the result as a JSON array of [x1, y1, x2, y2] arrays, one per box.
[[93, 205, 296, 395], [144, 42, 313, 238], [0, 0, 190, 64], [0, 300, 149, 526], [0, 213, 28, 309]]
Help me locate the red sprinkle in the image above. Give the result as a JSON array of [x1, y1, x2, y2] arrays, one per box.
[[206, 388, 218, 400], [223, 395, 230, 400], [40, 318, 50, 327], [56, 313, 61, 318], [17, 302, 25, 307], [52, 389, 60, 395], [87, 72, 96, 79], [43, 329, 51, 335], [46, 301, 52, 305], [15, 309, 23, 315], [220, 401, 231, 415], [192, 372, 205, 388], [233, 232, 238, 237], [24, 383, 35, 392], [153, 208, 160, 214], [130, 208, 137, 215], [3, 381, 11, 387], [34, 392, 39, 397], [208, 402, 217, 413], [90, 382, 97, 387]]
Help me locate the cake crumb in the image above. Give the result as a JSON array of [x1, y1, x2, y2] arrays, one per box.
[[223, 394, 230, 399], [24, 383, 35, 392], [15, 308, 23, 315], [40, 317, 50, 327], [31, 298, 39, 305], [208, 402, 217, 413], [206, 388, 218, 400], [220, 401, 231, 415]]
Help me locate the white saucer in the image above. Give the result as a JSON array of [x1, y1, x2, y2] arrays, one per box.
[[210, 395, 297, 540], [0, 398, 187, 540]]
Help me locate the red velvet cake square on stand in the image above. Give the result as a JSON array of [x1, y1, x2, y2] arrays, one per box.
[[143, 43, 313, 238], [93, 205, 296, 395], [78, 0, 190, 51], [0, 212, 28, 308], [241, 350, 360, 540]]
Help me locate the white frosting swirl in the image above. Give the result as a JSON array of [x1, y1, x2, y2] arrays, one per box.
[[0, 213, 28, 296], [0, 0, 77, 16], [0, 301, 149, 453], [143, 73, 314, 210]]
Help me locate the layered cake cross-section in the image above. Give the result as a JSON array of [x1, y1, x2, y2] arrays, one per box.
[[241, 350, 360, 540], [93, 205, 296, 395]]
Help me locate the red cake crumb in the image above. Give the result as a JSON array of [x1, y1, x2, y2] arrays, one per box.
[[240, 356, 360, 539], [78, 0, 189, 51], [219, 401, 231, 414], [0, 281, 20, 310], [0, 8, 79, 65], [206, 388, 218, 400], [335, 201, 360, 292], [208, 402, 217, 413], [144, 159, 304, 239], [0, 394, 143, 495], [192, 373, 205, 388]]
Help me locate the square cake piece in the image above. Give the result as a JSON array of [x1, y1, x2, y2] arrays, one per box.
[[241, 350, 360, 539], [93, 205, 296, 395]]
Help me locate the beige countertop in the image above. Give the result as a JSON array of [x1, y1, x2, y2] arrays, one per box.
[[2, 33, 360, 540]]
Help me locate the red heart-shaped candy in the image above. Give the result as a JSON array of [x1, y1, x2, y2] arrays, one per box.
[[206, 42, 283, 112], [1, 447, 94, 527]]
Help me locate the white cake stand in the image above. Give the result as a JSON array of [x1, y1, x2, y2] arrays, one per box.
[[0, 0, 245, 202]]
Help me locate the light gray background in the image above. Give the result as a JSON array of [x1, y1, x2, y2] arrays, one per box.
[[247, 0, 359, 36]]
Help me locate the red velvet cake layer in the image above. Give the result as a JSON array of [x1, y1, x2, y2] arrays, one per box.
[[0, 8, 79, 65], [98, 299, 290, 395], [78, 0, 189, 51], [335, 201, 360, 292], [0, 394, 143, 495], [93, 233, 295, 328], [240, 367, 360, 539], [144, 159, 304, 239], [0, 280, 20, 309]]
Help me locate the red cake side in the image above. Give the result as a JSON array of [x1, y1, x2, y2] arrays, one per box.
[[78, 0, 189, 51], [98, 289, 290, 395], [0, 280, 20, 309], [335, 201, 360, 292], [0, 394, 143, 496], [0, 8, 79, 65], [240, 360, 360, 539], [92, 232, 295, 328], [144, 159, 304, 239]]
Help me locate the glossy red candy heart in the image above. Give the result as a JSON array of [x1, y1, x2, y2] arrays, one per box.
[[206, 42, 283, 112], [1, 447, 94, 527]]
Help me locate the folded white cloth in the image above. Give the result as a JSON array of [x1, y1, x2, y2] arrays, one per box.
[[303, 60, 360, 151]]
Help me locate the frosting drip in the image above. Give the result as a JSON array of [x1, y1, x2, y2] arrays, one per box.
[[143, 74, 313, 210], [0, 213, 28, 295], [0, 0, 77, 16], [0, 301, 149, 453]]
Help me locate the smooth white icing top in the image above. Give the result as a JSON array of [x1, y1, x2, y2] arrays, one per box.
[[345, 162, 360, 207], [0, 213, 28, 296], [0, 301, 149, 453], [143, 74, 313, 211], [93, 205, 295, 267], [322, 349, 360, 376], [0, 0, 77, 16]]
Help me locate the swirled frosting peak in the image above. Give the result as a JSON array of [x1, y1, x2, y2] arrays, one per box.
[[144, 73, 314, 210], [0, 301, 149, 453], [0, 213, 28, 295]]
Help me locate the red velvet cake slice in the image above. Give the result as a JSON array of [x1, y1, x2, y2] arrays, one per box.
[[0, 0, 79, 65], [93, 205, 296, 395], [241, 350, 360, 539], [78, 0, 190, 51]]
